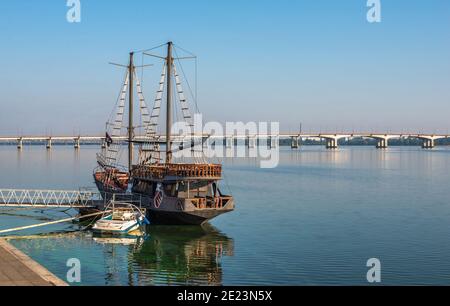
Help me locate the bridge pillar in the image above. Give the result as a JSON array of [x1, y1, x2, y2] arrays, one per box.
[[17, 138, 23, 150], [268, 136, 278, 149], [291, 137, 300, 149], [247, 136, 256, 149], [202, 137, 209, 149], [74, 138, 80, 149], [325, 138, 338, 149], [191, 138, 196, 153], [225, 137, 234, 149], [376, 138, 388, 149], [46, 138, 52, 150], [422, 139, 435, 149]]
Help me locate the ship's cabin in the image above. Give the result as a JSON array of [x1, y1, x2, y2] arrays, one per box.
[[131, 163, 232, 209], [132, 178, 222, 199]]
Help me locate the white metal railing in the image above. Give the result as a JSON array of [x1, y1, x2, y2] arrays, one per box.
[[0, 189, 101, 208]]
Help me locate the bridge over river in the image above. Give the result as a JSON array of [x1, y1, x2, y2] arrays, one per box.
[[0, 133, 449, 150]]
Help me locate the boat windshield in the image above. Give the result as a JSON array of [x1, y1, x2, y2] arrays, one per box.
[[111, 208, 135, 221]]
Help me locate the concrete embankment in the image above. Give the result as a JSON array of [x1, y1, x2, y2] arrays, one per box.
[[0, 239, 67, 286]]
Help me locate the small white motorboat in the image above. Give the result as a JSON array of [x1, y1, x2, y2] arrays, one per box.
[[92, 202, 149, 235]]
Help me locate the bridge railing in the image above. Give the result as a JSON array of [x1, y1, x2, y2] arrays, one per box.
[[0, 189, 101, 208]]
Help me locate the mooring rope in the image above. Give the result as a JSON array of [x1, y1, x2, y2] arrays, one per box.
[[0, 210, 110, 235]]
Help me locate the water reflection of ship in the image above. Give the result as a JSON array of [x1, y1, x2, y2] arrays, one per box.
[[131, 224, 234, 286], [93, 235, 146, 286], [6, 226, 233, 286]]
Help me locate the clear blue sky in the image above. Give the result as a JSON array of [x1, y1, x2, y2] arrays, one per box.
[[0, 0, 449, 135]]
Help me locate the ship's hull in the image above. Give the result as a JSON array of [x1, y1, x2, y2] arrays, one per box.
[[147, 208, 233, 225], [129, 164, 235, 225], [94, 168, 129, 200], [94, 174, 128, 200]]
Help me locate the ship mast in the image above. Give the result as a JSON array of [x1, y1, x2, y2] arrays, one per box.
[[166, 42, 173, 164], [128, 52, 134, 172]]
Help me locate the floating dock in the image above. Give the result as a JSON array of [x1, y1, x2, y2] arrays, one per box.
[[0, 239, 67, 286]]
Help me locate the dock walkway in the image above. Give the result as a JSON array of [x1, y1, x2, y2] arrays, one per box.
[[0, 239, 67, 286]]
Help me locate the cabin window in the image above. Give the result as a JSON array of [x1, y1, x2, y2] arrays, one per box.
[[177, 182, 189, 198], [132, 180, 154, 196], [163, 183, 177, 197], [194, 186, 208, 198]]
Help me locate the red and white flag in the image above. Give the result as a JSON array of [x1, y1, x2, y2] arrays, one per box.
[[154, 183, 164, 208]]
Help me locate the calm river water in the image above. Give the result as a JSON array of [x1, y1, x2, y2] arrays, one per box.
[[1, 145, 450, 285]]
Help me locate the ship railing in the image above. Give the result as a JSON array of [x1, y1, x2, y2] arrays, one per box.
[[110, 193, 144, 209], [95, 154, 128, 173], [132, 163, 222, 179], [0, 189, 101, 208], [189, 196, 233, 210]]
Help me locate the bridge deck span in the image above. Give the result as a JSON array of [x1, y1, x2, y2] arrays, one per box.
[[0, 133, 449, 149]]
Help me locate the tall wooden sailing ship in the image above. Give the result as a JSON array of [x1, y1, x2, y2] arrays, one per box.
[[94, 42, 235, 225]]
